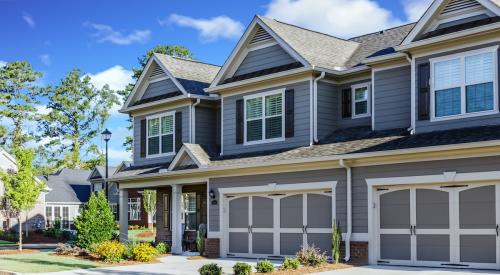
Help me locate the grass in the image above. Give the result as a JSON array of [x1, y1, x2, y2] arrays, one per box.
[[0, 240, 15, 248], [117, 229, 156, 243], [0, 251, 109, 273]]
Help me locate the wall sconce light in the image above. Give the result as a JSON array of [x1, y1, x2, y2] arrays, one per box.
[[209, 189, 216, 199]]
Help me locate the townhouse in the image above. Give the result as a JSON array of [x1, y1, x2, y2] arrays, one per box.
[[112, 0, 500, 269]]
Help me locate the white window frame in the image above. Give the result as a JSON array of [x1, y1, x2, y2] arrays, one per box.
[[430, 46, 499, 122], [45, 205, 71, 229], [351, 82, 372, 119], [243, 89, 285, 145], [128, 198, 141, 221], [146, 111, 176, 158], [182, 192, 198, 231]]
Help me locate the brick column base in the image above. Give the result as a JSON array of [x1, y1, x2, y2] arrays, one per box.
[[340, 241, 368, 264], [205, 238, 220, 258]]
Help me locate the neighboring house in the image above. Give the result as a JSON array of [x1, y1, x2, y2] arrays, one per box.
[[0, 149, 45, 232], [111, 0, 500, 270], [44, 169, 91, 230]]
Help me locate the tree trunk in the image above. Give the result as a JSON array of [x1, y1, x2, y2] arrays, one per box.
[[18, 215, 22, 251], [25, 213, 29, 237], [148, 213, 154, 232]]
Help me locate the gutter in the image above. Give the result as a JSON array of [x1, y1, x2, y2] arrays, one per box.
[[313, 71, 326, 143], [339, 159, 352, 262]]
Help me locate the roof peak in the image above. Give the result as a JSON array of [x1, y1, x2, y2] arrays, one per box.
[[154, 53, 221, 68]]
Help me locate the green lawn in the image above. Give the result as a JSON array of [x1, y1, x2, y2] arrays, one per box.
[[119, 229, 156, 243], [0, 240, 15, 248], [0, 252, 108, 273]]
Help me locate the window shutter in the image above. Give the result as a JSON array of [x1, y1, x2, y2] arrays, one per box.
[[418, 63, 431, 121], [236, 99, 244, 144], [285, 89, 294, 138], [175, 112, 182, 152], [140, 119, 146, 158], [341, 88, 352, 118]]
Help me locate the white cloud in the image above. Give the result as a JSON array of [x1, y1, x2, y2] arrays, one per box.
[[39, 54, 51, 66], [0, 61, 6, 67], [402, 0, 433, 22], [108, 147, 132, 162], [22, 13, 35, 28], [84, 22, 151, 45], [163, 14, 244, 42], [264, 0, 406, 38]]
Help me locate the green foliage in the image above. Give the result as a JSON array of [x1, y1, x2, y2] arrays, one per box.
[[332, 220, 342, 264], [233, 262, 252, 275], [39, 68, 119, 170], [94, 240, 126, 263], [131, 242, 158, 262], [198, 263, 222, 275], [196, 223, 206, 255], [142, 190, 156, 230], [255, 260, 275, 273], [296, 245, 327, 267], [45, 219, 64, 239], [155, 242, 170, 254], [74, 191, 115, 249], [282, 258, 300, 270]]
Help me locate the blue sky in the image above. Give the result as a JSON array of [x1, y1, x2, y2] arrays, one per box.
[[1, 0, 431, 165]]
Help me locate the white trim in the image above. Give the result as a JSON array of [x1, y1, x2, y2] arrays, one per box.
[[410, 56, 416, 132], [148, 75, 169, 83], [167, 145, 207, 171], [218, 181, 337, 195], [364, 52, 408, 65], [366, 170, 500, 187], [429, 45, 499, 122], [220, 97, 224, 156], [371, 70, 375, 131], [243, 88, 285, 146], [145, 110, 176, 158], [412, 37, 500, 59], [351, 82, 372, 119]]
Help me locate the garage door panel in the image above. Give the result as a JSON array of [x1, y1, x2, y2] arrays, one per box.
[[229, 197, 249, 228], [308, 233, 332, 256], [460, 235, 496, 263], [253, 196, 273, 228], [280, 233, 303, 256], [229, 232, 249, 254], [459, 186, 496, 229], [380, 234, 411, 260], [380, 190, 410, 229], [416, 235, 450, 262], [416, 189, 449, 229], [307, 194, 332, 228], [281, 194, 303, 228], [252, 233, 274, 255]]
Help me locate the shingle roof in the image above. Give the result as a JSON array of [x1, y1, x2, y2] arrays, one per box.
[[45, 169, 91, 203], [154, 54, 221, 95], [222, 62, 303, 84], [111, 163, 169, 179], [94, 166, 118, 179], [132, 91, 183, 106]]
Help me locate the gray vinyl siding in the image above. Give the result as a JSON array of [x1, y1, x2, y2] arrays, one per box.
[[141, 78, 179, 100], [233, 44, 296, 77], [415, 42, 500, 133], [317, 81, 338, 140], [222, 81, 311, 156], [133, 106, 190, 166], [195, 105, 217, 147], [374, 66, 411, 131], [337, 79, 372, 129]]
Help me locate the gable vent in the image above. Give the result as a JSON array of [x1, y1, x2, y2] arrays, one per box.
[[150, 63, 165, 78], [441, 0, 481, 14], [249, 26, 273, 45]]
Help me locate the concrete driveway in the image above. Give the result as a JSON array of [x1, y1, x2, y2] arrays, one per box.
[[33, 256, 500, 275]]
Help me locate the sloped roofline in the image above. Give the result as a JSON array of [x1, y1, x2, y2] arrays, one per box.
[[167, 145, 208, 171]]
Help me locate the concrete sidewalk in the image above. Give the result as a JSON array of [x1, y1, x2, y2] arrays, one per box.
[[309, 265, 500, 275]]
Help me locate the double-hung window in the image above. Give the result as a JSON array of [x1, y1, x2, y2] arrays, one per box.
[[351, 83, 371, 118], [244, 89, 284, 144], [147, 111, 175, 157], [431, 46, 498, 120], [182, 192, 199, 231]]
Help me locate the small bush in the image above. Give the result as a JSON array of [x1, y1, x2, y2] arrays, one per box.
[[54, 243, 88, 256], [296, 245, 327, 267], [255, 260, 274, 273], [131, 242, 158, 262], [94, 240, 126, 263], [282, 257, 300, 270], [156, 242, 170, 254], [233, 262, 252, 275], [198, 263, 222, 275]]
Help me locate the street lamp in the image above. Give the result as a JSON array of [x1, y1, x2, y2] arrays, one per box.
[[101, 128, 112, 200]]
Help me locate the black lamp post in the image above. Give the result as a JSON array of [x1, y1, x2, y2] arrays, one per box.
[[101, 128, 112, 200]]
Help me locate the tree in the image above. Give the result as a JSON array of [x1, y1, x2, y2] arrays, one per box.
[[0, 148, 45, 251], [39, 69, 119, 170], [0, 61, 44, 148], [120, 45, 194, 152], [142, 190, 156, 232], [74, 191, 115, 249]]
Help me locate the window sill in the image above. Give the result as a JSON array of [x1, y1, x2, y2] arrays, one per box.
[[146, 152, 176, 159], [243, 137, 285, 146], [351, 113, 371, 119], [430, 109, 499, 122]]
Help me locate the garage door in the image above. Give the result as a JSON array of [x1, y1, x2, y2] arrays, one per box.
[[226, 191, 332, 258], [377, 184, 500, 269]]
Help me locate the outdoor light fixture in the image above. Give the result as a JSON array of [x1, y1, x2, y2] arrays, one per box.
[[209, 189, 216, 199], [101, 128, 112, 199]]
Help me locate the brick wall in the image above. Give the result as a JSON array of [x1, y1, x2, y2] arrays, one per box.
[[205, 238, 220, 258], [340, 241, 368, 264]]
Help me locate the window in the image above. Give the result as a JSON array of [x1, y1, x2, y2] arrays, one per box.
[[183, 192, 198, 231], [163, 194, 169, 229], [45, 206, 53, 227], [431, 46, 498, 120], [62, 206, 69, 229], [351, 83, 371, 118], [147, 112, 175, 157], [244, 89, 284, 144], [128, 198, 141, 221], [110, 204, 118, 221]]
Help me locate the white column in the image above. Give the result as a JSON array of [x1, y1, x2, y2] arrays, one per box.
[[171, 184, 183, 254], [119, 189, 128, 243]]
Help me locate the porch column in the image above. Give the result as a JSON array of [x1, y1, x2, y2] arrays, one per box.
[[171, 184, 183, 254], [119, 189, 128, 243]]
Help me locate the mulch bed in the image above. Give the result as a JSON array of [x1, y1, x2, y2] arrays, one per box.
[[0, 249, 39, 255], [255, 262, 355, 275], [24, 232, 67, 244], [187, 255, 208, 260]]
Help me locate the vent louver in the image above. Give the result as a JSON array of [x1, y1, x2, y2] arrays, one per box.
[[249, 26, 273, 45], [441, 0, 481, 14], [150, 63, 165, 78]]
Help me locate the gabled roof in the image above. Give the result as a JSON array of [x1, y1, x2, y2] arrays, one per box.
[[168, 143, 212, 171], [88, 166, 118, 181], [45, 169, 91, 203]]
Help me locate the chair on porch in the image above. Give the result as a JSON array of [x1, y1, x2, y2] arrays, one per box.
[[182, 224, 196, 252]]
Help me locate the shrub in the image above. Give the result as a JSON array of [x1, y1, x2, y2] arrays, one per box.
[[282, 258, 300, 270], [233, 262, 252, 275], [198, 263, 222, 275], [332, 220, 342, 264], [74, 191, 115, 249], [54, 243, 89, 256], [131, 242, 158, 262], [156, 242, 170, 254], [296, 245, 327, 267], [94, 240, 126, 263], [255, 260, 274, 273], [196, 223, 206, 255]]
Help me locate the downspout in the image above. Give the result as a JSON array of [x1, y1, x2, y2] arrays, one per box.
[[339, 159, 352, 262], [309, 78, 314, 146], [313, 72, 325, 143], [191, 98, 201, 143], [405, 53, 416, 135]]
